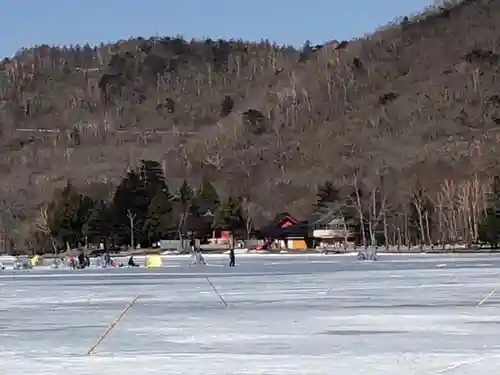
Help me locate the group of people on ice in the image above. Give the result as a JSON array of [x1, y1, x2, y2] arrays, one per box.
[[188, 239, 236, 267], [66, 251, 137, 269], [67, 249, 236, 269], [67, 251, 91, 269], [1, 242, 238, 270]]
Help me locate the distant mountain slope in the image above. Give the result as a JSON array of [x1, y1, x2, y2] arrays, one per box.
[[187, 0, 500, 211], [0, 0, 499, 238]]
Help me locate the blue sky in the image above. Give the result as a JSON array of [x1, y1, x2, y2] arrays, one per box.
[[1, 0, 433, 58]]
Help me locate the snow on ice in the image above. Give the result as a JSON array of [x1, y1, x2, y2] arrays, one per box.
[[1, 253, 500, 374]]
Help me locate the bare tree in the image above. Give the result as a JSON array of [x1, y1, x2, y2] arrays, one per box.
[[410, 183, 430, 248], [127, 209, 136, 249], [34, 204, 58, 253], [352, 171, 367, 248], [240, 197, 262, 241]]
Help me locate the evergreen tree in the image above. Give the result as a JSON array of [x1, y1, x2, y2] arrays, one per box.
[[143, 190, 173, 243], [314, 181, 341, 210], [176, 180, 194, 239], [179, 180, 194, 203], [110, 161, 171, 246], [220, 95, 234, 117], [56, 181, 81, 244], [172, 178, 218, 239], [478, 208, 500, 248], [478, 176, 500, 247], [139, 159, 168, 199], [111, 170, 150, 245], [196, 177, 220, 208], [77, 195, 95, 235], [489, 176, 500, 208], [83, 200, 112, 245], [47, 180, 95, 248], [214, 196, 245, 236]]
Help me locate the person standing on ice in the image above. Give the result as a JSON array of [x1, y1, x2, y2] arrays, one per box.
[[104, 253, 111, 267], [190, 250, 206, 266], [229, 248, 235, 267], [77, 251, 86, 269]]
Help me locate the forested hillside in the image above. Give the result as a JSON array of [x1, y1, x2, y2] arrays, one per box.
[[1, 0, 500, 251]]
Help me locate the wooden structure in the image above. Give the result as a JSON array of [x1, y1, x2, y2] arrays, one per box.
[[257, 213, 313, 250]]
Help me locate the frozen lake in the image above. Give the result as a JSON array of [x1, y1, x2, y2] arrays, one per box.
[[2, 253, 500, 374]]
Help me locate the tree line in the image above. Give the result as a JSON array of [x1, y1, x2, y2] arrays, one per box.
[[312, 169, 500, 250], [1, 0, 497, 256], [29, 160, 255, 253], [25, 158, 500, 253]]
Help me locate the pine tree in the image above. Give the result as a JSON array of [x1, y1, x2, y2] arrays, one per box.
[[83, 200, 112, 245], [111, 170, 149, 245], [220, 95, 234, 117], [196, 177, 220, 209], [77, 195, 95, 236], [47, 180, 95, 248], [489, 176, 500, 213], [214, 196, 245, 235], [314, 181, 340, 210], [179, 180, 193, 203], [175, 180, 195, 240], [478, 176, 500, 247], [139, 159, 168, 199], [108, 161, 172, 246], [144, 190, 173, 243]]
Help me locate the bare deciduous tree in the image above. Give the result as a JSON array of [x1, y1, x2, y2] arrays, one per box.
[[34, 204, 58, 253], [127, 209, 136, 249]]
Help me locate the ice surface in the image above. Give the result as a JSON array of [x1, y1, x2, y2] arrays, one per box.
[[2, 253, 500, 374]]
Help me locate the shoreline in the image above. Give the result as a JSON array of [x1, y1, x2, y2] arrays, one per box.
[[2, 248, 500, 261]]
